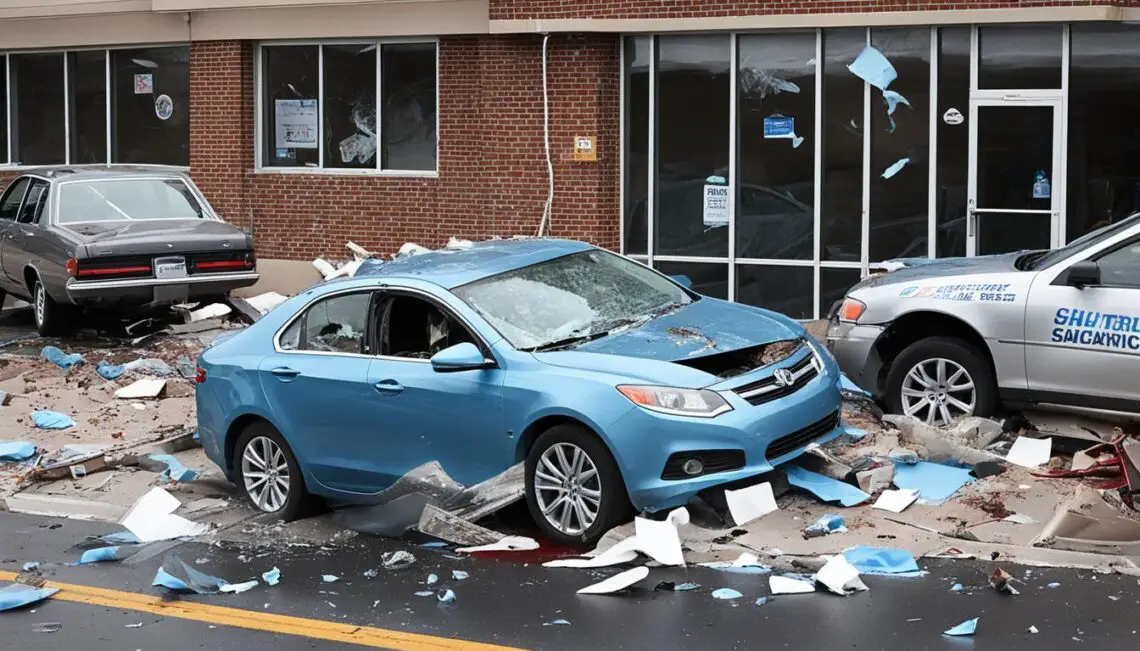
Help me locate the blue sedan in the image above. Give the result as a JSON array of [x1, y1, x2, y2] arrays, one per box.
[[195, 239, 844, 544]]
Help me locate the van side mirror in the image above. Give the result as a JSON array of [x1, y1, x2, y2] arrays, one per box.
[[1067, 260, 1100, 289]]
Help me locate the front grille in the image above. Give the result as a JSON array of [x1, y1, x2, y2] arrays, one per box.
[[733, 352, 820, 406], [765, 410, 840, 461], [661, 450, 745, 480]]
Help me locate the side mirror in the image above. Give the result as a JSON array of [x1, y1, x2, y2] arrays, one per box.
[[430, 342, 493, 372], [1067, 260, 1100, 288], [670, 274, 693, 289]]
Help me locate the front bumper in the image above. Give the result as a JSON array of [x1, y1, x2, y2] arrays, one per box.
[[825, 318, 885, 396], [607, 362, 844, 513], [65, 271, 260, 306]]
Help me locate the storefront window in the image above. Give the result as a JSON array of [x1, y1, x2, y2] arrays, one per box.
[[111, 47, 189, 166], [381, 44, 437, 171], [737, 264, 812, 319], [655, 35, 730, 258], [259, 41, 438, 172], [0, 58, 7, 164], [10, 53, 65, 166], [654, 261, 728, 300], [737, 32, 815, 260], [978, 24, 1062, 89], [262, 46, 319, 168], [869, 27, 930, 262], [935, 27, 970, 258], [623, 36, 650, 255], [1066, 24, 1140, 242], [68, 51, 107, 165], [820, 28, 865, 263]]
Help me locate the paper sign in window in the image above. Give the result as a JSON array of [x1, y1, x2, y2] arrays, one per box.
[[275, 99, 319, 149]]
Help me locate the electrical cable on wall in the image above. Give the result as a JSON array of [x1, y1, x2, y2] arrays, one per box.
[[537, 33, 554, 237]]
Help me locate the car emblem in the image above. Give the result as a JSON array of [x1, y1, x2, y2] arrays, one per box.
[[773, 368, 794, 387]]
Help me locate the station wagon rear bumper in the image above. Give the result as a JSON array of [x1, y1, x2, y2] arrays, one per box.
[[65, 271, 260, 306]]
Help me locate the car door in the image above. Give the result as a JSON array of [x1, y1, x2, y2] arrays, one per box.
[[257, 288, 383, 494], [1023, 235, 1140, 412], [7, 180, 53, 285], [366, 289, 507, 487], [0, 177, 31, 290]]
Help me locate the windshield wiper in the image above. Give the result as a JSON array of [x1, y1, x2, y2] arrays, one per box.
[[526, 330, 609, 352]]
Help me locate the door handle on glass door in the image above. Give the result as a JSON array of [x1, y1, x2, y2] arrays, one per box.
[[374, 379, 403, 395], [270, 367, 300, 380]]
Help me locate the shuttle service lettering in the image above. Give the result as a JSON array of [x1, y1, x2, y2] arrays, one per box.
[[1052, 308, 1140, 351]]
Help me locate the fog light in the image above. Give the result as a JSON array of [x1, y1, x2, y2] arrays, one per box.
[[681, 459, 704, 476]]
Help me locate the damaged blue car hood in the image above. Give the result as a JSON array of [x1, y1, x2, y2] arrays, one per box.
[[855, 252, 1026, 291]]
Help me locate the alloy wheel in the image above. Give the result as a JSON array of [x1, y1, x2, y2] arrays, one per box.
[[900, 357, 976, 427], [241, 436, 290, 512], [34, 283, 45, 328], [534, 442, 601, 536]]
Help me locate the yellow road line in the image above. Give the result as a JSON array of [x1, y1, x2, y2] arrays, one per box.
[[0, 570, 528, 651]]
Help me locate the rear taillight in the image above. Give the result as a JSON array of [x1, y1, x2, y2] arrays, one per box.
[[66, 258, 77, 277], [195, 367, 207, 384]]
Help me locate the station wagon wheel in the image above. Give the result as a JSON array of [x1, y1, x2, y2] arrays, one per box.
[[885, 336, 999, 428], [234, 422, 315, 521], [525, 424, 630, 546]]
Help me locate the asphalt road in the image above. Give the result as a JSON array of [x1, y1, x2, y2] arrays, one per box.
[[3, 512, 1140, 651]]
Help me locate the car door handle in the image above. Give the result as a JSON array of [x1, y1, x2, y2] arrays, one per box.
[[270, 367, 300, 380], [21, 230, 33, 237], [374, 379, 404, 395]]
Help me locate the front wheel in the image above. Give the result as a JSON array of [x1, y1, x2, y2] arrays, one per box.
[[885, 336, 998, 427], [525, 424, 630, 545], [234, 422, 312, 521]]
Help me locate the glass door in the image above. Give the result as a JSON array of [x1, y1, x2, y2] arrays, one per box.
[[966, 99, 1062, 256]]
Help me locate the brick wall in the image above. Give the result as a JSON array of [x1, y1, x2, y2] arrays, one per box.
[[189, 35, 620, 261], [490, 0, 1140, 20]]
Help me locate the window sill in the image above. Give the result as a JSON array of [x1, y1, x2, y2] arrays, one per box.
[[253, 167, 439, 179]]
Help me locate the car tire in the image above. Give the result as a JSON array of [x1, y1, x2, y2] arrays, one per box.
[[885, 336, 999, 427], [525, 424, 630, 546], [32, 279, 73, 338], [234, 422, 314, 522]]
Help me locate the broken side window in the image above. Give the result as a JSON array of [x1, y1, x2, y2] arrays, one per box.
[[381, 43, 437, 171], [382, 296, 476, 359], [282, 292, 370, 354], [323, 44, 377, 170]]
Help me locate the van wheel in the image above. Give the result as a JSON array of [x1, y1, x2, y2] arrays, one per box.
[[33, 280, 73, 337], [234, 422, 315, 521], [885, 336, 998, 427], [526, 424, 630, 546]]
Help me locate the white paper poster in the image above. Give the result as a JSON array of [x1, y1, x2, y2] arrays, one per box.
[[702, 183, 729, 228], [275, 99, 319, 149], [134, 74, 153, 95]]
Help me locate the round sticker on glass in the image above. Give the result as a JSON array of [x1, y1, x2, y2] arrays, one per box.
[[943, 108, 964, 126], [154, 94, 174, 121]]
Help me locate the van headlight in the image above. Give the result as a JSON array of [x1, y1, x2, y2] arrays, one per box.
[[616, 385, 733, 418], [838, 298, 867, 323]]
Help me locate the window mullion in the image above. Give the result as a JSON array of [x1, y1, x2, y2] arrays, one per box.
[[375, 42, 381, 171], [63, 52, 70, 165], [318, 44, 325, 169], [105, 50, 111, 164]]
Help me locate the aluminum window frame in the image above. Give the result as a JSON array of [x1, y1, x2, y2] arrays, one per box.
[[254, 37, 441, 177], [0, 44, 190, 171]]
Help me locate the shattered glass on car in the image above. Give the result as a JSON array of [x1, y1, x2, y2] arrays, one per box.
[[453, 250, 692, 350], [279, 292, 369, 354]]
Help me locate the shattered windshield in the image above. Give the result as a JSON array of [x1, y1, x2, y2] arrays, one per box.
[[57, 178, 206, 224], [453, 250, 693, 350]]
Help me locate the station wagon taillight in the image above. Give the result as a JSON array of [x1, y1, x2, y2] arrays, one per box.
[[66, 258, 77, 278]]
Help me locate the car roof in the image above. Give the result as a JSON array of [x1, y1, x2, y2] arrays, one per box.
[[20, 165, 189, 183], [357, 238, 594, 289]]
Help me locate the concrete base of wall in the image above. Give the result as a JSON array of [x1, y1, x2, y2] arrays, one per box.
[[235, 258, 325, 298]]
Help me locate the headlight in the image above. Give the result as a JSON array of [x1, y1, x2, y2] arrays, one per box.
[[616, 385, 733, 418], [838, 298, 867, 323]]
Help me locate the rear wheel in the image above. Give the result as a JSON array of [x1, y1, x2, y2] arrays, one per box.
[[885, 336, 998, 427], [32, 279, 73, 337], [234, 422, 313, 521], [525, 424, 629, 545]]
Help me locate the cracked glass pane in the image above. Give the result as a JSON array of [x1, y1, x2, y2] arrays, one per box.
[[68, 50, 108, 164], [11, 53, 65, 165], [111, 46, 190, 166], [381, 43, 437, 171], [323, 44, 377, 169], [262, 45, 319, 168]]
